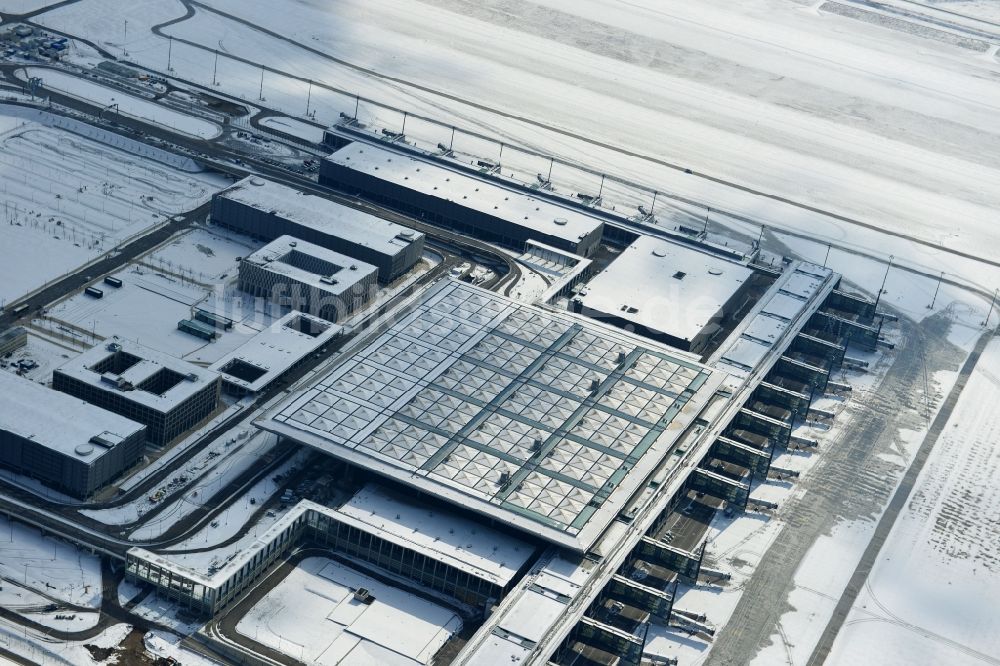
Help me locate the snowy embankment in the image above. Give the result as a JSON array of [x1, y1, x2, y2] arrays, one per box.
[[19, 67, 221, 140]]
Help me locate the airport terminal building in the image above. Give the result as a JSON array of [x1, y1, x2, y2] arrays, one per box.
[[0, 372, 146, 498], [53, 340, 221, 446], [573, 236, 756, 355], [320, 142, 605, 257], [211, 176, 424, 283], [126, 483, 534, 616], [258, 280, 723, 552], [209, 310, 343, 396], [238, 235, 378, 322]]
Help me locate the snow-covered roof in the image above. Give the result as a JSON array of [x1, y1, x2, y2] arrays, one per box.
[[217, 176, 422, 255], [325, 142, 604, 246], [0, 371, 145, 462], [457, 552, 592, 663], [337, 483, 534, 588], [576, 235, 754, 344], [209, 311, 342, 393], [258, 280, 724, 552], [712, 261, 836, 379], [54, 339, 219, 412], [242, 235, 378, 297], [129, 486, 533, 591]]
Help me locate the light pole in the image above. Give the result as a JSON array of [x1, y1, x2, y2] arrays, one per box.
[[984, 288, 998, 327], [873, 255, 893, 311], [259, 65, 265, 100], [167, 36, 173, 71], [928, 271, 944, 310], [212, 49, 219, 86]]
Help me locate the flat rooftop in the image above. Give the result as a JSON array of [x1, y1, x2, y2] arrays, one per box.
[[0, 371, 145, 462], [130, 483, 532, 591], [338, 483, 534, 588], [459, 552, 593, 663], [242, 235, 378, 296], [235, 557, 461, 666], [209, 310, 343, 393], [55, 338, 219, 412], [217, 176, 422, 256], [577, 236, 754, 345], [712, 262, 835, 379], [258, 280, 724, 551], [325, 142, 604, 247]]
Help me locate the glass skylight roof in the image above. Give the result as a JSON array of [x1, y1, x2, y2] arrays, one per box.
[[260, 281, 723, 551]]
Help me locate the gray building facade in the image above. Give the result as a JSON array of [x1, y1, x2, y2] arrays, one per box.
[[53, 341, 221, 447], [0, 372, 146, 498], [211, 177, 424, 283], [319, 142, 604, 257], [238, 236, 377, 322]]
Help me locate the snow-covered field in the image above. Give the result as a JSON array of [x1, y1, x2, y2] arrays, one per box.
[[145, 226, 259, 282], [0, 0, 60, 12], [0, 516, 102, 608], [826, 337, 1000, 666], [30, 0, 1000, 293], [924, 0, 1000, 23], [644, 311, 984, 664], [0, 104, 223, 306], [0, 621, 131, 666], [235, 557, 462, 665]]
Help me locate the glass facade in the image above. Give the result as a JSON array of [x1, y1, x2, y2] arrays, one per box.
[[126, 504, 513, 616]]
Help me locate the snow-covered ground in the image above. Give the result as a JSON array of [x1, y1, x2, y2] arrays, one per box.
[[30, 0, 1000, 293], [0, 330, 75, 384], [145, 226, 260, 283], [21, 67, 221, 139], [0, 620, 130, 666], [0, 516, 102, 608], [156, 446, 307, 555], [0, 0, 61, 12], [115, 400, 247, 494], [235, 557, 462, 665], [0, 104, 223, 306], [0, 579, 99, 631], [80, 428, 279, 539], [825, 337, 1000, 666], [258, 115, 324, 143], [923, 0, 1000, 23], [643, 313, 981, 665], [144, 630, 222, 666]]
